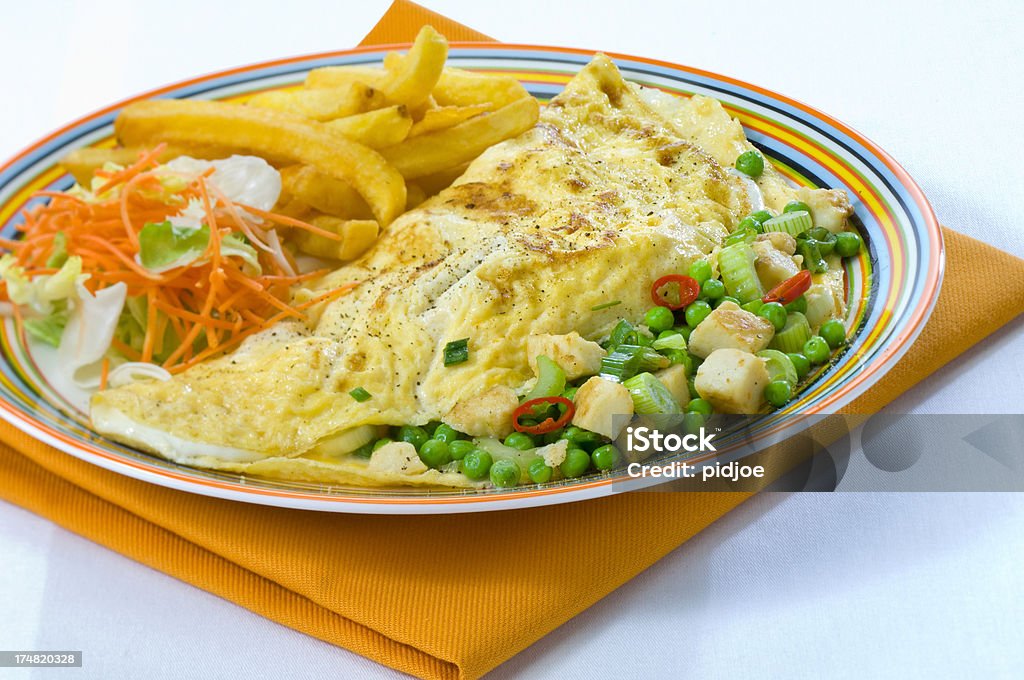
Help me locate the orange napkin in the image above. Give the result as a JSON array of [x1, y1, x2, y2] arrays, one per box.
[[1, 3, 1023, 679]]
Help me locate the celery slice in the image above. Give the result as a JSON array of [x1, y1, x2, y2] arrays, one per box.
[[623, 372, 682, 415], [717, 243, 764, 303], [769, 312, 812, 353], [762, 210, 812, 236]]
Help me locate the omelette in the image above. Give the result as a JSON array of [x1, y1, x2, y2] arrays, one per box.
[[90, 55, 852, 488]]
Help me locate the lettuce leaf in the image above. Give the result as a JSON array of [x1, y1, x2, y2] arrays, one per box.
[[221, 233, 261, 275], [138, 221, 210, 273], [24, 299, 70, 347]]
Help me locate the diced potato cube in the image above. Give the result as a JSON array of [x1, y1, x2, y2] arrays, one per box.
[[655, 364, 690, 406], [687, 301, 774, 358], [369, 441, 428, 475], [794, 186, 853, 233], [443, 385, 519, 438], [694, 348, 770, 414], [757, 232, 796, 255], [527, 332, 606, 380], [752, 239, 800, 289], [571, 376, 634, 439]]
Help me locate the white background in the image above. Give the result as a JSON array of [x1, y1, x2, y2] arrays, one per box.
[[1, 0, 1023, 677]]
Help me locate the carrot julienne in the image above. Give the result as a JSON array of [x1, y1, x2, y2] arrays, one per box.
[[0, 147, 360, 375]]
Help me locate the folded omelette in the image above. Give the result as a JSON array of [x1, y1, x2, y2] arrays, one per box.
[[91, 55, 851, 487]]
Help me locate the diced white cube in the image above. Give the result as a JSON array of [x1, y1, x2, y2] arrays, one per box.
[[527, 332, 606, 380], [571, 376, 634, 439], [443, 385, 519, 438], [687, 301, 774, 358], [694, 348, 769, 414]]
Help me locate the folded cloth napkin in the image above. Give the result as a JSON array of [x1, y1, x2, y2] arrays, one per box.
[[1, 2, 1022, 678]]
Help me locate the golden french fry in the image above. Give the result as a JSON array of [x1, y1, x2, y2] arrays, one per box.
[[115, 99, 406, 226], [406, 95, 437, 122], [382, 51, 404, 71], [293, 217, 379, 260], [409, 104, 489, 137], [379, 25, 448, 107], [304, 65, 384, 90], [279, 165, 373, 219], [247, 84, 386, 122], [405, 182, 427, 209], [380, 96, 539, 179], [432, 67, 531, 110], [324, 105, 412, 149], [61, 144, 226, 185]]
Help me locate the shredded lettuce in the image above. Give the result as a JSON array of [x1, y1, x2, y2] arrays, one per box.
[[221, 233, 261, 275], [138, 221, 211, 273], [0, 254, 83, 314], [24, 299, 70, 347]]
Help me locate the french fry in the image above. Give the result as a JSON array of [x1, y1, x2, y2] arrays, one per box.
[[325, 105, 413, 149], [61, 144, 226, 185], [380, 96, 539, 179], [292, 216, 380, 261], [247, 84, 386, 122], [406, 95, 437, 122], [379, 25, 448, 107], [279, 165, 373, 219], [409, 104, 489, 137], [304, 65, 384, 90], [433, 67, 532, 110], [115, 99, 407, 226], [405, 182, 427, 209]]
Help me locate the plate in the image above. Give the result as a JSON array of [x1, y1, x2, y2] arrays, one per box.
[[0, 43, 943, 513]]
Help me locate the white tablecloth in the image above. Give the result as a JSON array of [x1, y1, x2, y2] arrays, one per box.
[[1, 1, 1022, 677]]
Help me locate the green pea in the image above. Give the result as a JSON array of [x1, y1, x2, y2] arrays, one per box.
[[423, 421, 441, 436], [786, 352, 811, 380], [701, 278, 726, 300], [764, 379, 792, 408], [563, 426, 605, 449], [784, 200, 812, 215], [352, 441, 375, 458], [820, 319, 847, 349], [716, 296, 741, 309], [686, 398, 714, 416], [688, 259, 713, 285], [682, 411, 705, 435], [489, 459, 521, 488], [461, 449, 493, 480], [737, 216, 763, 233], [433, 423, 460, 443], [757, 301, 788, 331], [528, 458, 553, 484], [418, 439, 451, 469], [372, 437, 392, 452], [685, 300, 713, 328], [644, 305, 676, 333], [398, 425, 429, 450], [657, 329, 681, 341], [785, 296, 808, 314], [448, 440, 476, 461], [735, 150, 764, 178], [542, 428, 565, 445], [503, 432, 535, 451], [668, 350, 693, 375], [561, 386, 578, 402], [676, 325, 693, 341], [803, 336, 831, 364], [560, 447, 591, 478], [591, 444, 620, 471], [835, 231, 862, 258], [749, 209, 774, 223]]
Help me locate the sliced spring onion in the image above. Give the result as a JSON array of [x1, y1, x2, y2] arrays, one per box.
[[717, 243, 764, 303], [525, 355, 567, 402], [349, 387, 372, 402], [600, 344, 670, 382], [591, 300, 622, 311], [756, 349, 798, 386], [622, 372, 682, 415], [443, 338, 470, 366], [769, 312, 812, 353], [796, 238, 829, 274], [762, 210, 813, 236], [652, 333, 687, 352], [608, 319, 635, 349]]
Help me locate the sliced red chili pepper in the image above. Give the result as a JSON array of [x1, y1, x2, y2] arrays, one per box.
[[651, 274, 700, 310], [762, 270, 812, 305], [512, 396, 575, 435]]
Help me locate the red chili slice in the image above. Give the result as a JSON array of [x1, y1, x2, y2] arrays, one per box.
[[651, 274, 700, 310], [512, 396, 575, 435], [762, 270, 812, 304]]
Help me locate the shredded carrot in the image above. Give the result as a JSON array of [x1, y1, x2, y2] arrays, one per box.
[[99, 357, 111, 391], [1, 146, 362, 375]]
